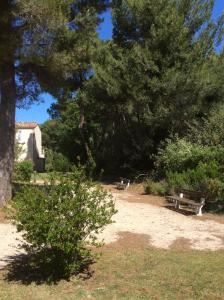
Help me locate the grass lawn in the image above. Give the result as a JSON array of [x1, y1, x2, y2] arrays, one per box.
[[0, 247, 224, 300]]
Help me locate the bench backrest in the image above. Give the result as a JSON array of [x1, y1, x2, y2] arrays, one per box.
[[175, 188, 205, 202], [120, 178, 130, 184]]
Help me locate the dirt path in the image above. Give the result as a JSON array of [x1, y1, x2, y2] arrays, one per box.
[[98, 191, 224, 250], [1, 189, 224, 268], [0, 224, 23, 269]]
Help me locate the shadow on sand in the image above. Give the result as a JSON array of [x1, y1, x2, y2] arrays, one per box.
[[164, 205, 196, 216]]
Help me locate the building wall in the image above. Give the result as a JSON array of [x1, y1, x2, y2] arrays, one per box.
[[16, 126, 45, 171], [34, 126, 45, 159], [16, 129, 34, 162]]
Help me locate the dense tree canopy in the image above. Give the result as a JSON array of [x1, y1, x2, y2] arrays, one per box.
[[42, 0, 224, 177], [1, 1, 224, 202]]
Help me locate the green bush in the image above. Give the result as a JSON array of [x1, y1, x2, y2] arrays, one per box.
[[166, 161, 224, 201], [14, 160, 33, 182], [166, 171, 189, 191], [155, 137, 224, 176], [144, 180, 167, 196], [189, 103, 224, 147], [45, 148, 71, 172], [155, 137, 203, 175], [199, 179, 224, 202], [10, 167, 116, 280], [188, 161, 220, 188]]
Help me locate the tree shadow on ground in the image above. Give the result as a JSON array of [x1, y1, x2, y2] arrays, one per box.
[[4, 252, 94, 285], [164, 205, 195, 216]]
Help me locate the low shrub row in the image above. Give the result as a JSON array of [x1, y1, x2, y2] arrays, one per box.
[[144, 180, 167, 196], [144, 162, 224, 203]]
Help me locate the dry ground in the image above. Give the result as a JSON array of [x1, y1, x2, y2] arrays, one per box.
[[98, 186, 224, 251], [1, 185, 224, 270], [0, 186, 224, 299]]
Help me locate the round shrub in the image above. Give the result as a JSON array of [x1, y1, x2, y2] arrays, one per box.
[[10, 167, 117, 280]]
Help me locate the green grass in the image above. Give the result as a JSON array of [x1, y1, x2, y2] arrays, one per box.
[[31, 172, 51, 182], [0, 248, 224, 300]]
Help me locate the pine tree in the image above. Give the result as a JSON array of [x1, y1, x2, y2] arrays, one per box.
[[79, 0, 224, 174], [0, 0, 109, 204]]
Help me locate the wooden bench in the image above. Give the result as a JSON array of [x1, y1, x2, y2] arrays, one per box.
[[115, 178, 130, 190], [166, 189, 206, 216]]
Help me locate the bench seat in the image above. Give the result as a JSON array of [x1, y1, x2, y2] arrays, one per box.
[[166, 192, 205, 216], [166, 196, 203, 207]]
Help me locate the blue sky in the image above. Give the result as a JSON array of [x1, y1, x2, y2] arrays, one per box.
[[16, 2, 224, 124]]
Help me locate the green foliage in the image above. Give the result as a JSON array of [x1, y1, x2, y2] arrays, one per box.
[[200, 179, 224, 202], [166, 161, 224, 201], [155, 137, 224, 175], [166, 171, 190, 191], [156, 130, 224, 203], [189, 103, 224, 146], [0, 0, 110, 203], [155, 138, 204, 174], [10, 167, 117, 280], [45, 148, 71, 172], [32, 0, 224, 179], [42, 0, 224, 176], [14, 161, 33, 182], [144, 179, 167, 196]]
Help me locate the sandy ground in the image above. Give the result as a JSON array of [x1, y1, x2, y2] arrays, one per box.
[[0, 224, 23, 269], [0, 189, 224, 269], [98, 194, 224, 250]]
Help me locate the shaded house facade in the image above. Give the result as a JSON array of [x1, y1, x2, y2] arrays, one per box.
[[16, 122, 45, 172]]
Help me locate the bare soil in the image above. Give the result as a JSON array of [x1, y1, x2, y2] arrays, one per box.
[[104, 184, 167, 206], [99, 185, 224, 251], [1, 184, 224, 269], [103, 232, 152, 250]]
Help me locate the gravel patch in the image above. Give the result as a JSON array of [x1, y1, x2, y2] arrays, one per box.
[[1, 192, 224, 269], [0, 224, 23, 269], [98, 195, 224, 251]]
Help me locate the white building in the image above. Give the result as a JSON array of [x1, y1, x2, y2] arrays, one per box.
[[16, 122, 45, 172]]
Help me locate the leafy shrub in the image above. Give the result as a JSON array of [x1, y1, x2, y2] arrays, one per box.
[[166, 161, 223, 201], [199, 179, 224, 202], [53, 152, 71, 172], [45, 148, 71, 172], [14, 160, 33, 182], [155, 137, 224, 176], [189, 103, 224, 147], [188, 161, 220, 188], [166, 171, 189, 191], [10, 167, 117, 280], [144, 180, 167, 196], [155, 137, 203, 175]]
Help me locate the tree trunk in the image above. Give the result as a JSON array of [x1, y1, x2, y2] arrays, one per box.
[[0, 61, 16, 205], [79, 110, 96, 175]]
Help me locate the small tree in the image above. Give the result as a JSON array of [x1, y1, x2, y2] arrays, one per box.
[[10, 167, 116, 280]]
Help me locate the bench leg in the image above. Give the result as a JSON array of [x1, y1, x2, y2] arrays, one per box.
[[125, 182, 130, 190], [175, 200, 180, 210], [196, 205, 203, 216]]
